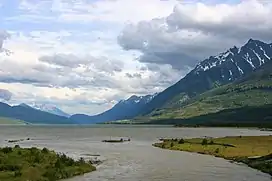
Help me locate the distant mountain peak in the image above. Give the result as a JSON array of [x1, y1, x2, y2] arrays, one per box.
[[194, 39, 271, 79], [29, 103, 70, 117], [118, 93, 158, 105], [19, 103, 33, 108]]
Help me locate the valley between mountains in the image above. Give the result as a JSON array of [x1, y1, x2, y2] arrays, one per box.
[[1, 39, 272, 127]]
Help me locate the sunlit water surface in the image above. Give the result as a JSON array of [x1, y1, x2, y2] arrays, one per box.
[[0, 125, 271, 181]]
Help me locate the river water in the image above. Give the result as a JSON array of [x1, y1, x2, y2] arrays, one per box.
[[0, 125, 271, 181]]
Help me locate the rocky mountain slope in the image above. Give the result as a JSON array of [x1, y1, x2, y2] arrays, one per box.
[[136, 61, 272, 125], [139, 39, 272, 116]]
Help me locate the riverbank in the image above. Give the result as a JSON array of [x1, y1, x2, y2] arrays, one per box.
[[153, 136, 272, 176], [0, 146, 96, 181]]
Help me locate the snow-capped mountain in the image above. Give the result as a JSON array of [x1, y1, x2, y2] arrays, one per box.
[[120, 93, 158, 104], [30, 104, 70, 118], [69, 93, 158, 124], [141, 39, 272, 115], [194, 39, 272, 81]]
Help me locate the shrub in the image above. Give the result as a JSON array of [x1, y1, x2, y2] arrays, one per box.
[[170, 142, 174, 147], [14, 170, 22, 177], [30, 147, 38, 154], [178, 139, 185, 144], [14, 145, 20, 149], [210, 140, 214, 145], [79, 157, 85, 164], [2, 147, 13, 154], [54, 159, 62, 169], [215, 148, 220, 154], [202, 139, 208, 145], [42, 147, 49, 154]]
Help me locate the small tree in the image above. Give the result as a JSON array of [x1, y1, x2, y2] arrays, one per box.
[[14, 145, 20, 149], [202, 139, 208, 145], [178, 139, 185, 144], [2, 147, 13, 154], [42, 147, 49, 154], [170, 142, 174, 147]]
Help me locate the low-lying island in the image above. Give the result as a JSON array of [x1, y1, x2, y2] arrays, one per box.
[[153, 135, 272, 176], [0, 146, 96, 181]]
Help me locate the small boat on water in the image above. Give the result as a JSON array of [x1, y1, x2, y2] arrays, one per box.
[[102, 138, 131, 143]]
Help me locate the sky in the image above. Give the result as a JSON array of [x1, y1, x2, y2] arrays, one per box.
[[0, 0, 272, 115]]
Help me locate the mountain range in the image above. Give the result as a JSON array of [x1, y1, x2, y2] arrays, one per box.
[[70, 93, 157, 124], [0, 39, 272, 125], [137, 39, 272, 116], [0, 102, 71, 124], [0, 94, 157, 124]]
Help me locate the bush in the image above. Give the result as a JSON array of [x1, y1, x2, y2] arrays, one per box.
[[215, 148, 220, 154], [170, 142, 174, 147], [178, 139, 185, 144], [18, 151, 22, 155], [54, 159, 63, 169], [42, 147, 49, 154], [14, 170, 22, 177], [202, 139, 208, 145], [14, 145, 20, 149], [30, 147, 38, 154], [210, 140, 214, 145], [2, 147, 13, 154]]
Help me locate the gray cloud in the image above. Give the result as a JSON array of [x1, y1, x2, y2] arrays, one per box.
[[0, 30, 10, 50], [126, 72, 142, 78], [118, 1, 272, 70], [0, 89, 12, 101], [39, 54, 124, 74], [39, 54, 91, 68]]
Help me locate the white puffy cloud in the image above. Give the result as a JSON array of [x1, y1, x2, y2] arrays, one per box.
[[118, 0, 272, 69], [0, 29, 179, 114]]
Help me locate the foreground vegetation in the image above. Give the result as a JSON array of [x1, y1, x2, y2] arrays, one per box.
[[153, 136, 272, 175], [0, 146, 96, 181]]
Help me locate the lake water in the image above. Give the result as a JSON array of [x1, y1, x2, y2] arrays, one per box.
[[0, 125, 271, 181]]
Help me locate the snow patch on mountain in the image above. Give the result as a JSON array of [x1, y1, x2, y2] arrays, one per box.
[[194, 39, 272, 80], [30, 103, 70, 117]]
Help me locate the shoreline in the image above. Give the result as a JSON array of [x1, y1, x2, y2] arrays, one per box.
[[153, 136, 272, 176], [0, 146, 97, 181]]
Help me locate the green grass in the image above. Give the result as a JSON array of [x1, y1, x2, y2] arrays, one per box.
[[0, 117, 26, 125], [0, 146, 96, 181], [153, 136, 272, 175]]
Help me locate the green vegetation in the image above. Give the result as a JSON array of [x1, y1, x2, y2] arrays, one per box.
[[0, 117, 25, 125], [0, 146, 96, 181], [153, 136, 272, 175], [133, 62, 272, 126]]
